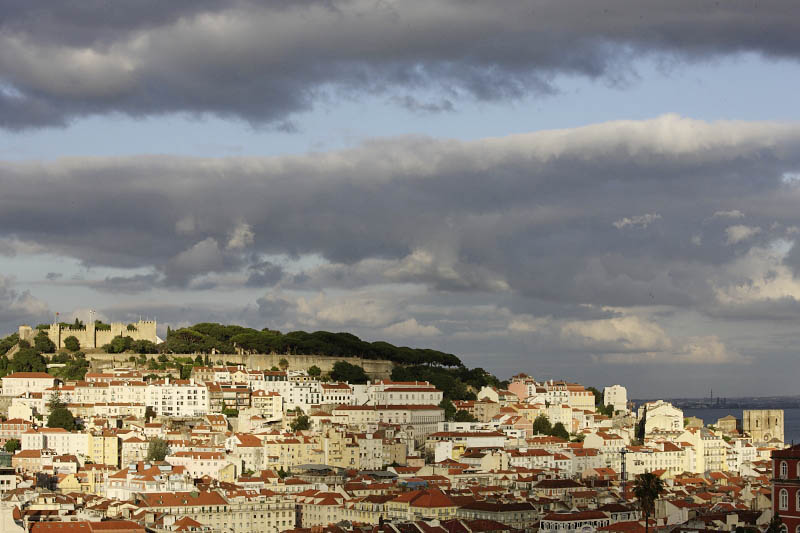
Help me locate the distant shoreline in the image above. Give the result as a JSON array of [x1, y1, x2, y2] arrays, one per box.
[[631, 396, 800, 410]]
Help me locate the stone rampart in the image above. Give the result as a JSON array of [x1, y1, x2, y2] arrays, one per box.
[[85, 352, 395, 379], [19, 320, 158, 350]]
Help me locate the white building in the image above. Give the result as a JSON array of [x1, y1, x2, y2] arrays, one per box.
[[603, 385, 628, 413], [21, 428, 89, 457], [332, 404, 444, 444], [367, 381, 443, 406], [250, 390, 283, 421], [146, 379, 209, 418], [321, 383, 354, 405], [2, 372, 57, 398], [105, 461, 194, 501], [638, 400, 684, 435], [166, 451, 236, 479]]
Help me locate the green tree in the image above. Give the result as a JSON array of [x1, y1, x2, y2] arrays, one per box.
[[0, 333, 19, 356], [532, 414, 552, 435], [179, 365, 192, 379], [63, 336, 80, 352], [11, 347, 47, 373], [146, 437, 169, 461], [48, 407, 76, 431], [279, 357, 289, 370], [329, 361, 368, 384], [290, 414, 310, 431], [222, 407, 239, 418], [4, 438, 20, 453], [195, 355, 204, 365], [440, 398, 456, 421], [131, 340, 158, 354], [50, 352, 71, 364], [453, 410, 478, 422], [307, 365, 321, 377], [47, 392, 67, 411], [145, 406, 156, 422], [34, 332, 56, 353], [633, 472, 665, 533], [551, 422, 570, 440], [106, 336, 133, 354], [57, 357, 89, 381]]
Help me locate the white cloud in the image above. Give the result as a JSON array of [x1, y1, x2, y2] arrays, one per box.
[[671, 335, 751, 364], [560, 315, 672, 353], [725, 225, 761, 244], [226, 221, 255, 250], [296, 292, 399, 329], [712, 209, 745, 219], [382, 318, 441, 338], [175, 216, 196, 235], [164, 238, 225, 284], [612, 213, 661, 229], [713, 240, 800, 307]]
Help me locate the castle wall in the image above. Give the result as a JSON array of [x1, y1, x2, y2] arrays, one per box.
[[94, 321, 158, 348], [30, 320, 159, 350], [84, 352, 395, 379]]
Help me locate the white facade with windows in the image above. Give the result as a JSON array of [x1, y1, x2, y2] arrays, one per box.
[[146, 379, 209, 417]]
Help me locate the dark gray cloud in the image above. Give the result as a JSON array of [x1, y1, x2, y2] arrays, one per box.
[[2, 115, 800, 316], [3, 116, 800, 394], [0, 275, 50, 334], [246, 261, 285, 288], [1, 1, 800, 129]]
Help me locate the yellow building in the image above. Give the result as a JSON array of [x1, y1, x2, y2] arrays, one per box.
[[263, 434, 321, 469], [87, 432, 120, 468]]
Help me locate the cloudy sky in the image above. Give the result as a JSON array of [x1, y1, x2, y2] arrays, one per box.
[[2, 1, 800, 397]]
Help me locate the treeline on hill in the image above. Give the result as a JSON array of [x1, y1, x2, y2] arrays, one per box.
[[161, 323, 463, 367], [392, 364, 507, 402], [0, 331, 89, 381]]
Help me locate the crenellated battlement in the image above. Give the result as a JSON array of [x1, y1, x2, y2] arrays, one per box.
[[20, 319, 159, 350]]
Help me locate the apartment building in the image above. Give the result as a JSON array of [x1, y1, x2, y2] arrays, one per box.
[[139, 490, 296, 533], [146, 379, 209, 418], [1, 372, 57, 397], [106, 461, 194, 500]]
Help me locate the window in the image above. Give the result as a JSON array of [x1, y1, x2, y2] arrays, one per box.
[[782, 462, 789, 479], [780, 489, 789, 510]]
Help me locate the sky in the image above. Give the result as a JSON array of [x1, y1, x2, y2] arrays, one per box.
[[2, 1, 800, 398]]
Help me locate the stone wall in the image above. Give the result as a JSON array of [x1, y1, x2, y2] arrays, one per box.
[[85, 352, 395, 379], [742, 409, 784, 443], [19, 320, 158, 350]]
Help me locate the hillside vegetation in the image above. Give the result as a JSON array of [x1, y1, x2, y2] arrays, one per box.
[[1, 322, 506, 403], [162, 323, 503, 401], [162, 323, 463, 367]]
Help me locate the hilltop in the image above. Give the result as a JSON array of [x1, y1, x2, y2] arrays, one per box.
[[0, 322, 507, 403]]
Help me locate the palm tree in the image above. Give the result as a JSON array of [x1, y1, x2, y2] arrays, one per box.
[[633, 472, 665, 533]]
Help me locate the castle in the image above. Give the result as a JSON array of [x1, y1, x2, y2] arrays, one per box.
[[19, 319, 158, 350]]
